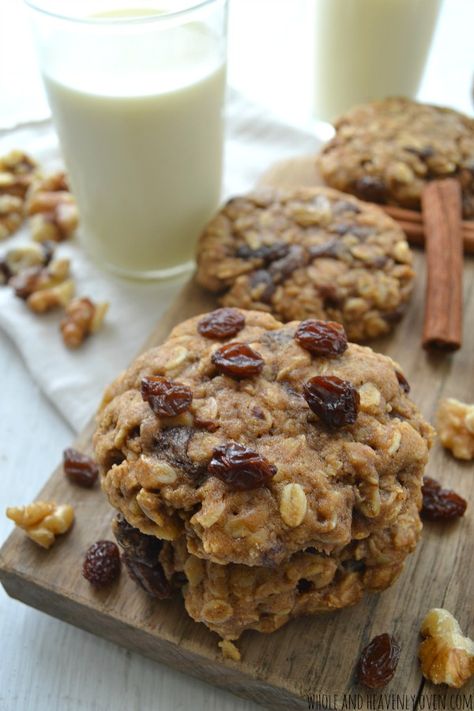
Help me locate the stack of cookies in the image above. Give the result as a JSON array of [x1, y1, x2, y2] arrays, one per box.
[[94, 307, 433, 646]]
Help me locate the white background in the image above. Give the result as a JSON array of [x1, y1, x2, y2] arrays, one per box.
[[0, 1, 473, 710]]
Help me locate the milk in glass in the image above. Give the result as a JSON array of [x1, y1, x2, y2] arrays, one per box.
[[313, 0, 442, 121], [39, 8, 226, 277]]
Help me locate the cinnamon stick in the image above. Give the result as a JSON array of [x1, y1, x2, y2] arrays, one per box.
[[380, 205, 474, 253], [383, 205, 426, 223], [382, 204, 474, 231], [421, 179, 463, 350], [395, 219, 474, 253]]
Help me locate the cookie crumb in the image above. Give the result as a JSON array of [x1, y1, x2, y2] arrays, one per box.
[[218, 639, 241, 662]]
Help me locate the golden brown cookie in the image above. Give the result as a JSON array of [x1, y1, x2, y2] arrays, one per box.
[[319, 97, 474, 218], [113, 500, 421, 641], [94, 309, 433, 571], [196, 187, 414, 341]]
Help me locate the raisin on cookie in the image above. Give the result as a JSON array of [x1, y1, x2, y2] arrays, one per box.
[[195, 187, 414, 342], [319, 97, 474, 218], [95, 309, 433, 575]]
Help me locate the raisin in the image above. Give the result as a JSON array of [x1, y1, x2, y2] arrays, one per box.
[[82, 540, 121, 587], [333, 200, 361, 215], [122, 553, 172, 599], [358, 633, 400, 689], [197, 308, 245, 340], [421, 477, 467, 520], [194, 416, 219, 432], [295, 319, 348, 357], [249, 269, 276, 303], [208, 442, 277, 490], [141, 376, 192, 417], [383, 307, 405, 324], [112, 514, 163, 564], [268, 244, 306, 282], [395, 370, 410, 393], [354, 176, 388, 204], [308, 240, 342, 259], [153, 426, 206, 481], [236, 242, 289, 263], [63, 447, 99, 488], [211, 342, 264, 379], [303, 375, 359, 427], [404, 145, 434, 159]]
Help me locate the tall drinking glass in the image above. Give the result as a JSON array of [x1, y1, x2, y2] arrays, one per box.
[[313, 0, 443, 122], [26, 0, 228, 279]]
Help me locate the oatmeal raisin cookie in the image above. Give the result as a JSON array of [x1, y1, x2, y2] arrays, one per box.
[[112, 500, 421, 640], [319, 97, 474, 218], [95, 309, 433, 571], [196, 187, 414, 341]]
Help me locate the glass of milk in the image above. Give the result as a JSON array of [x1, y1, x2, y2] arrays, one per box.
[[313, 0, 443, 122], [26, 0, 228, 279]]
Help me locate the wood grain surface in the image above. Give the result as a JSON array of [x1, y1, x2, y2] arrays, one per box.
[[1, 156, 473, 710]]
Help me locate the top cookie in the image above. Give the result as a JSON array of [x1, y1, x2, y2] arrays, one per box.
[[319, 97, 474, 218], [94, 308, 433, 569], [196, 186, 414, 342]]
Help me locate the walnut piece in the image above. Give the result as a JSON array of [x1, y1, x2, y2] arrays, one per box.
[[27, 171, 79, 242], [419, 608, 474, 688], [0, 241, 54, 282], [10, 257, 71, 299], [0, 151, 38, 238], [436, 398, 474, 460], [60, 297, 108, 348], [6, 501, 74, 549], [0, 150, 38, 199], [27, 279, 75, 313], [0, 194, 23, 240]]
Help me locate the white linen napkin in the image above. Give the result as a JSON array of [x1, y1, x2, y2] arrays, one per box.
[[0, 92, 321, 433]]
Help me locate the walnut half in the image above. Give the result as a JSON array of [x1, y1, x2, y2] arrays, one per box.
[[60, 297, 108, 348], [27, 171, 79, 243], [419, 608, 474, 688], [6, 501, 75, 549], [436, 398, 474, 460]]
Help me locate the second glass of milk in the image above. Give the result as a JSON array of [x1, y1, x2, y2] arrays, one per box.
[[26, 0, 228, 279], [313, 0, 443, 122]]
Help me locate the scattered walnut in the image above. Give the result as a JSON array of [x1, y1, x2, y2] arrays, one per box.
[[0, 150, 37, 176], [0, 241, 54, 281], [0, 194, 23, 240], [218, 639, 241, 662], [10, 257, 71, 299], [6, 501, 74, 549], [27, 279, 75, 313], [60, 297, 108, 348], [419, 608, 474, 688], [29, 171, 69, 194], [27, 171, 79, 242], [0, 150, 38, 199], [436, 398, 474, 460]]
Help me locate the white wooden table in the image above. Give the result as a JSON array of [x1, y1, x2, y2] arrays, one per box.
[[0, 1, 472, 709]]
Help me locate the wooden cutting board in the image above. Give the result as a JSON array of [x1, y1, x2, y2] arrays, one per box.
[[1, 156, 473, 711]]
